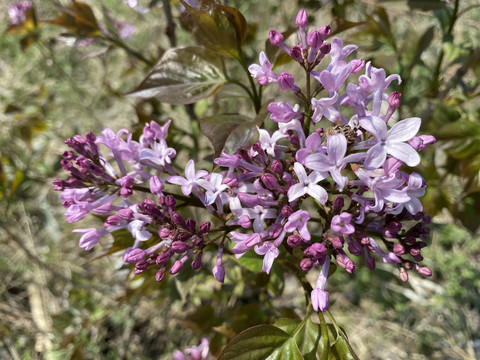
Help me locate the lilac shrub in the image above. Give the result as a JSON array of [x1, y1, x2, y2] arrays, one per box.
[[54, 9, 434, 316]]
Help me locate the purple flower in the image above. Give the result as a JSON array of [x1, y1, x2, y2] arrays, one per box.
[[284, 210, 311, 240], [254, 241, 279, 274], [369, 238, 401, 264], [331, 212, 355, 235], [288, 162, 328, 204], [268, 102, 303, 123], [73, 228, 107, 251], [295, 132, 326, 165], [212, 246, 225, 283], [328, 37, 357, 66], [8, 2, 31, 25], [356, 115, 421, 169], [173, 338, 210, 360], [124, 0, 149, 14], [248, 51, 279, 86], [257, 127, 288, 156], [168, 160, 209, 196], [305, 134, 365, 191], [311, 257, 330, 312], [311, 92, 341, 123], [203, 173, 229, 207], [311, 61, 352, 92]]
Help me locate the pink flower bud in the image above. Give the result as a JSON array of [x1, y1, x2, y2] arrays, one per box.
[[125, 248, 146, 263], [387, 91, 402, 107], [399, 267, 409, 282], [393, 244, 406, 256], [271, 160, 283, 175], [416, 265, 432, 277], [287, 234, 302, 248], [170, 260, 184, 275], [171, 241, 187, 253], [300, 258, 313, 272], [318, 25, 331, 38], [349, 59, 365, 74], [333, 196, 344, 214], [155, 268, 166, 282], [278, 72, 297, 91], [156, 251, 171, 266], [192, 252, 203, 270], [172, 212, 185, 226], [237, 215, 252, 228], [150, 175, 164, 194], [296, 9, 308, 27], [199, 221, 211, 234], [307, 30, 323, 48], [269, 30, 284, 45], [290, 45, 303, 62]]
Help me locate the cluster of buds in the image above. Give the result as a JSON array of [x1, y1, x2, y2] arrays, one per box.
[[54, 9, 435, 313]]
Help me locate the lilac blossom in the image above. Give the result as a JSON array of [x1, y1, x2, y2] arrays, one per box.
[[288, 162, 328, 204], [255, 241, 279, 274], [356, 115, 421, 169], [311, 92, 341, 123], [257, 127, 288, 156], [311, 256, 330, 312], [8, 1, 31, 24], [168, 160, 208, 196], [331, 212, 355, 235], [284, 210, 311, 240], [248, 51, 278, 86], [268, 102, 303, 123]]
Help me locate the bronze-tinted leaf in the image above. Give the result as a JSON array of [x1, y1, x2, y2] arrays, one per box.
[[180, 0, 247, 58], [127, 46, 226, 104], [47, 1, 101, 37]]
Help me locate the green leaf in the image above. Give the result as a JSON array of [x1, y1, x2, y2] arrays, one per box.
[[200, 102, 269, 158], [436, 119, 480, 140], [330, 17, 365, 36], [217, 325, 303, 360], [234, 248, 264, 272], [407, 26, 435, 72], [180, 0, 247, 58], [407, 0, 447, 11], [127, 46, 226, 104], [94, 229, 133, 259]]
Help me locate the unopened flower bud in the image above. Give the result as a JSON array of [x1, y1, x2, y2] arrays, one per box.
[[120, 187, 133, 198], [171, 241, 187, 253], [296, 9, 308, 27], [318, 25, 331, 38], [333, 196, 344, 214], [393, 244, 406, 256], [119, 175, 134, 188], [304, 242, 326, 260], [300, 258, 313, 272], [261, 173, 281, 191], [199, 221, 211, 234], [281, 205, 293, 217], [159, 227, 171, 239], [135, 259, 147, 271], [155, 268, 166, 282], [269, 30, 284, 45], [416, 265, 432, 277], [125, 248, 146, 263], [117, 208, 133, 220], [192, 252, 203, 270], [388, 91, 402, 108], [165, 195, 176, 208], [222, 175, 238, 188], [319, 42, 331, 55], [329, 236, 344, 249], [269, 223, 283, 238], [349, 59, 365, 74], [271, 160, 283, 175], [278, 72, 297, 91], [307, 30, 323, 48], [156, 251, 171, 266], [150, 175, 164, 194], [290, 45, 304, 63], [172, 212, 185, 226], [177, 233, 191, 242], [399, 267, 409, 282], [237, 215, 252, 228], [185, 218, 196, 233], [170, 260, 184, 275], [287, 234, 302, 248]]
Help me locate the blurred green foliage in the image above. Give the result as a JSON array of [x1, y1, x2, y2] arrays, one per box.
[[1, 0, 479, 359]]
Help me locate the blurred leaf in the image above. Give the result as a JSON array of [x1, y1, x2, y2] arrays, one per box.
[[234, 247, 264, 272], [94, 229, 132, 259], [180, 0, 247, 58], [223, 102, 270, 155], [127, 46, 226, 104], [407, 0, 447, 11], [218, 324, 303, 360], [405, 26, 435, 73], [456, 193, 480, 232], [436, 119, 480, 140], [5, 7, 38, 35], [231, 303, 267, 334], [330, 17, 365, 36], [181, 304, 218, 334], [267, 262, 285, 296], [46, 1, 101, 37]]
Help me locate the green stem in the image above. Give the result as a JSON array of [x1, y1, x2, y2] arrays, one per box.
[[318, 311, 330, 360], [102, 35, 154, 66], [236, 51, 262, 113]]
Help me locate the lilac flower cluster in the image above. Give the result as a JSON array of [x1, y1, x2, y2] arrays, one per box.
[[54, 9, 435, 313], [173, 338, 210, 360]]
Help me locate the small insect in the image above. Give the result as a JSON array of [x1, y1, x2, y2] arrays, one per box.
[[325, 124, 359, 145]]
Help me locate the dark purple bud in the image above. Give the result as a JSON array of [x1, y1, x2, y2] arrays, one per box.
[[85, 131, 96, 143], [269, 223, 283, 238], [165, 195, 176, 208], [169, 260, 184, 275], [388, 91, 402, 108], [52, 179, 65, 191], [199, 221, 211, 234], [62, 150, 75, 159], [135, 259, 148, 271], [192, 252, 203, 270], [271, 160, 283, 175], [349, 59, 365, 74], [125, 248, 146, 263], [318, 25, 331, 38], [171, 212, 185, 226], [269, 30, 284, 45], [290, 45, 303, 62], [177, 233, 191, 242], [333, 196, 344, 214], [194, 237, 204, 246], [413, 254, 424, 262], [304, 242, 326, 260], [365, 250, 375, 270], [289, 134, 300, 147], [300, 258, 313, 272], [287, 235, 302, 248], [185, 218, 196, 233], [281, 205, 293, 217], [261, 173, 281, 191], [156, 252, 171, 266], [409, 248, 421, 256], [319, 42, 331, 55], [73, 135, 87, 145], [155, 268, 166, 282], [171, 240, 187, 253], [278, 72, 296, 91], [355, 232, 370, 245], [158, 194, 166, 205], [347, 238, 363, 256], [405, 236, 416, 244], [307, 30, 323, 48], [295, 9, 308, 27]]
